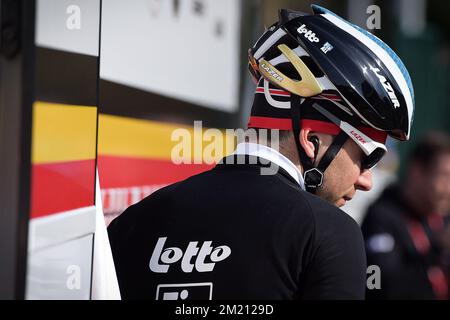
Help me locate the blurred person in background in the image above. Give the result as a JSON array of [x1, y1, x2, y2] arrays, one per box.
[[362, 132, 450, 299]]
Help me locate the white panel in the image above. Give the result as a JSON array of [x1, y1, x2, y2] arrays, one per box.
[[28, 206, 96, 252], [100, 0, 241, 112], [91, 170, 121, 299], [26, 235, 93, 300], [36, 0, 100, 56]]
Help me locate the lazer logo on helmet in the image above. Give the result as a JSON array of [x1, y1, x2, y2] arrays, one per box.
[[350, 130, 367, 144], [297, 24, 320, 43], [149, 237, 232, 273], [370, 66, 400, 109], [260, 62, 283, 82]]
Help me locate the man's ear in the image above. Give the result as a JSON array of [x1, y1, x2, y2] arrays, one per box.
[[299, 129, 316, 160]]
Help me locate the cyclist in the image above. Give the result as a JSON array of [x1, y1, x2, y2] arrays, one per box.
[[108, 5, 414, 299]]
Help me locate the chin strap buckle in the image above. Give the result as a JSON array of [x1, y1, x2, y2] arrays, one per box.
[[303, 167, 324, 189]]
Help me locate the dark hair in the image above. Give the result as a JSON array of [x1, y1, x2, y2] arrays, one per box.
[[410, 131, 450, 169], [278, 130, 292, 142], [244, 129, 292, 145]]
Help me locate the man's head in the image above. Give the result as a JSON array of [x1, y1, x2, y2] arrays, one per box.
[[246, 5, 414, 206], [404, 132, 450, 216]]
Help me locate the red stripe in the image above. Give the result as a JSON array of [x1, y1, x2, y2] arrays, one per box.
[[427, 266, 448, 300], [255, 87, 290, 96], [407, 219, 431, 254], [301, 120, 387, 143], [248, 117, 387, 143], [98, 156, 213, 188], [31, 159, 95, 218], [301, 119, 340, 135], [359, 127, 388, 144], [247, 116, 293, 130], [101, 183, 169, 215]]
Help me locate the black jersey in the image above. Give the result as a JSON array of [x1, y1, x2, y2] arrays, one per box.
[[362, 184, 450, 299], [108, 155, 367, 300]]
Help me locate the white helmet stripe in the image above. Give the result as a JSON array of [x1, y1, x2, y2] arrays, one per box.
[[263, 79, 291, 109], [312, 103, 387, 157], [269, 46, 309, 66], [254, 28, 287, 60]]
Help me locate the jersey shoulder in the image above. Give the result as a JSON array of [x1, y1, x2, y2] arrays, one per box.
[[299, 191, 362, 239]]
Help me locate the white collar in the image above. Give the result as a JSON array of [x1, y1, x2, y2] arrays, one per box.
[[233, 142, 305, 191]]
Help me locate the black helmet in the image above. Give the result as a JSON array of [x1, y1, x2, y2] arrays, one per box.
[[248, 4, 414, 141], [247, 5, 415, 192]]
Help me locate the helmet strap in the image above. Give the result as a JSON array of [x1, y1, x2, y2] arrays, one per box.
[[290, 96, 348, 193]]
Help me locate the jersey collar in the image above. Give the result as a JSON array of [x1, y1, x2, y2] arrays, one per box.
[[233, 142, 306, 191]]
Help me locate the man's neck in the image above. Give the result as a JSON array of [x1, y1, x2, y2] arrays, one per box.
[[234, 141, 305, 190], [277, 141, 304, 175]]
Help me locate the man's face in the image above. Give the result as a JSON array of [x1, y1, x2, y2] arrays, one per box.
[[415, 154, 450, 215], [315, 137, 373, 207]]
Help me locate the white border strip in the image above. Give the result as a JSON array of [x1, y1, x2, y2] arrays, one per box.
[[28, 206, 96, 252]]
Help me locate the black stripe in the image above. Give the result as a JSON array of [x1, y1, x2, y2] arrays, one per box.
[[251, 93, 366, 127], [35, 47, 98, 106], [99, 79, 240, 128], [0, 0, 35, 299], [18, 1, 36, 299], [251, 94, 292, 119]]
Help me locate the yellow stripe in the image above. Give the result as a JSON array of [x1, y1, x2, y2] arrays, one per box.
[[32, 102, 97, 164], [98, 114, 236, 162]]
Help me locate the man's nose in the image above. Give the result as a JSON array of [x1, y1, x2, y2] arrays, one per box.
[[356, 169, 373, 192]]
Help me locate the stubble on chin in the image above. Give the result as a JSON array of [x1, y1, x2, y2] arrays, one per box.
[[315, 187, 340, 206]]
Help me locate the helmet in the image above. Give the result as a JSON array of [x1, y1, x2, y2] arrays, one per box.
[[247, 5, 415, 192]]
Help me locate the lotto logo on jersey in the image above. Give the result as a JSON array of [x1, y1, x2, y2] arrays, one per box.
[[297, 24, 320, 43], [149, 237, 232, 273]]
